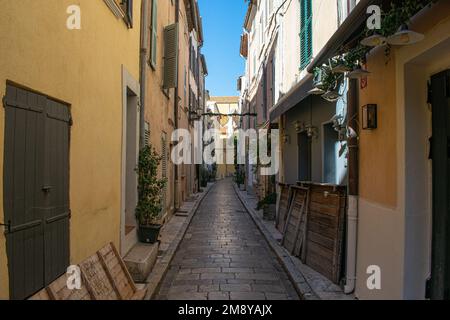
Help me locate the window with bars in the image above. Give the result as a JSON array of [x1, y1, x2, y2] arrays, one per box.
[[300, 0, 312, 70]]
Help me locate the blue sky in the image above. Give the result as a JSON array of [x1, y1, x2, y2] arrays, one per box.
[[198, 0, 247, 97]]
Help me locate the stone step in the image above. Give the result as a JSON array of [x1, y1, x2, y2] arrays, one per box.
[[124, 242, 159, 283]]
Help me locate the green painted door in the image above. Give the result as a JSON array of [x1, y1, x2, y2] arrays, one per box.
[[429, 70, 450, 299], [3, 84, 71, 300]]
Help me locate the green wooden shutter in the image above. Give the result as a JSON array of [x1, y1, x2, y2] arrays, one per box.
[[125, 0, 133, 28], [300, 0, 312, 70], [163, 23, 179, 89], [150, 0, 158, 68]]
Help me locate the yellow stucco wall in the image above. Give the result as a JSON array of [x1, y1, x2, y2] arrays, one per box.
[[356, 2, 450, 299], [0, 0, 141, 299], [217, 163, 236, 180], [359, 48, 398, 207]]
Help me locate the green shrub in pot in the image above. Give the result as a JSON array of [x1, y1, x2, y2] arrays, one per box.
[[135, 145, 167, 244]]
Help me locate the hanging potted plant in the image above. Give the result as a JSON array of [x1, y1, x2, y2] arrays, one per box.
[[320, 65, 344, 102], [135, 145, 167, 244]]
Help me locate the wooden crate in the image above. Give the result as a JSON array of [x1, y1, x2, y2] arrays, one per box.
[[299, 183, 347, 284], [281, 186, 309, 261]]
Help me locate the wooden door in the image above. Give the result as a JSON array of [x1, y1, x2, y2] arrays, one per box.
[[3, 84, 71, 300], [297, 131, 311, 182], [429, 70, 450, 299]]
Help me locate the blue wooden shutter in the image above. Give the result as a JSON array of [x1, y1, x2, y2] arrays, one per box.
[[300, 0, 312, 70]]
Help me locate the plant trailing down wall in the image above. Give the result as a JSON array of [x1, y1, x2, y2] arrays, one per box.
[[135, 145, 167, 227], [312, 0, 437, 100]]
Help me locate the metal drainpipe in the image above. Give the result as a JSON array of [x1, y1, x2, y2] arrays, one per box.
[[344, 78, 359, 294], [139, 0, 149, 149], [173, 0, 180, 210]]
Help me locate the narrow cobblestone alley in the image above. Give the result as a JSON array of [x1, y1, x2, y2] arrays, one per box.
[[155, 179, 299, 300]]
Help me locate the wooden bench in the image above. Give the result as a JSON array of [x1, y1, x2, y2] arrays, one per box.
[[29, 242, 146, 300]]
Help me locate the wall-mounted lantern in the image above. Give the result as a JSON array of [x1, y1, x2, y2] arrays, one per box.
[[282, 134, 290, 144], [293, 121, 317, 138], [294, 120, 304, 133], [362, 104, 378, 130], [305, 125, 318, 139]]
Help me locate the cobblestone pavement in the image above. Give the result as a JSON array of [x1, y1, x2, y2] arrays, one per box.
[[155, 179, 299, 300]]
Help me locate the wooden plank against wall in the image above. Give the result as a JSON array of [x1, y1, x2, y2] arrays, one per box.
[[282, 187, 309, 258], [98, 242, 137, 300], [79, 254, 119, 300], [276, 183, 291, 234], [293, 188, 310, 260], [298, 182, 347, 284], [46, 273, 91, 300], [27, 243, 146, 300]]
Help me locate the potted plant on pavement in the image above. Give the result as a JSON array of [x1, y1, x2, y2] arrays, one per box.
[[200, 165, 210, 188], [257, 192, 277, 221], [234, 169, 245, 190], [135, 145, 167, 244]]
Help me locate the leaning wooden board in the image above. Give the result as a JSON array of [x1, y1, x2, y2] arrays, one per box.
[[46, 273, 92, 300], [299, 182, 347, 284], [29, 242, 146, 300], [275, 183, 292, 234], [282, 186, 309, 260]]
